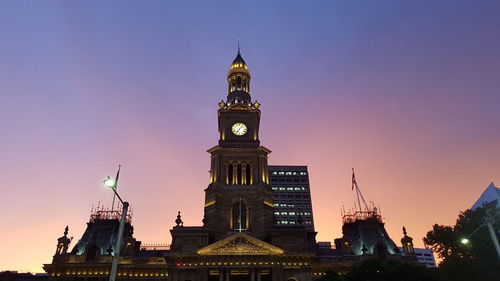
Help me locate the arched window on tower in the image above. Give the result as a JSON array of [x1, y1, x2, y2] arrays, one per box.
[[237, 164, 242, 185], [228, 164, 233, 185], [237, 76, 242, 90], [232, 200, 247, 232], [246, 164, 251, 185]]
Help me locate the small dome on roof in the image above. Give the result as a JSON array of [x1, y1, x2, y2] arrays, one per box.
[[226, 47, 252, 101], [228, 51, 250, 77], [232, 53, 246, 65]]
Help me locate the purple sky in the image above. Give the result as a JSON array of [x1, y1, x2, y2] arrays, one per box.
[[1, 0, 499, 272]]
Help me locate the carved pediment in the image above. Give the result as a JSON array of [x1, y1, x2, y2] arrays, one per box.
[[197, 233, 284, 255]]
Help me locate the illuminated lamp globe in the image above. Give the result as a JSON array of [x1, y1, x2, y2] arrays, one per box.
[[104, 176, 116, 188], [461, 238, 470, 244]]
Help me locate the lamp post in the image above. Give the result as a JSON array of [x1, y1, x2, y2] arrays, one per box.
[[460, 218, 500, 261], [104, 167, 129, 281]]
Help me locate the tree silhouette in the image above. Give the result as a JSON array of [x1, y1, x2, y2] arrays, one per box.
[[319, 259, 442, 281], [424, 201, 500, 281]]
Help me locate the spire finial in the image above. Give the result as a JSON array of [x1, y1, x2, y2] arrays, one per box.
[[402, 226, 407, 236], [175, 211, 183, 227], [64, 226, 69, 236], [237, 39, 240, 55]]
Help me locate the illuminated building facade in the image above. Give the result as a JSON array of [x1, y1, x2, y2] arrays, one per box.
[[269, 166, 315, 231], [399, 248, 436, 268], [44, 51, 419, 281]]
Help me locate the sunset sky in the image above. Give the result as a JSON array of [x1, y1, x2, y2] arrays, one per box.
[[1, 0, 499, 273]]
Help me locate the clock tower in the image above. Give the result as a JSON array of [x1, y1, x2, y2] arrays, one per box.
[[203, 50, 275, 241]]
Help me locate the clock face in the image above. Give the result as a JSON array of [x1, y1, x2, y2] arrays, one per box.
[[231, 123, 248, 136]]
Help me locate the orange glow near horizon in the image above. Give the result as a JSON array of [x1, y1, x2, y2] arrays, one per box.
[[1, 1, 500, 273]]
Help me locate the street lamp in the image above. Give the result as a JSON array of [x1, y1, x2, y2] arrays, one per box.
[[104, 176, 116, 188], [104, 165, 129, 281], [460, 218, 500, 261]]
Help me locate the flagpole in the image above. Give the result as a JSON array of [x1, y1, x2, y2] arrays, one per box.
[[352, 168, 363, 213]]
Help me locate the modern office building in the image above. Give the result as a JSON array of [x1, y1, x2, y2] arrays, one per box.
[[269, 166, 315, 231], [398, 248, 436, 268], [413, 248, 436, 268], [471, 182, 499, 210], [316, 242, 332, 251]]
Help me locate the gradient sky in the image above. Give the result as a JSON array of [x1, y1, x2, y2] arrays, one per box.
[[1, 0, 499, 273]]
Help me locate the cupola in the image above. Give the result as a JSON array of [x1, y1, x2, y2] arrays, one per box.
[[401, 226, 415, 254], [226, 46, 251, 105]]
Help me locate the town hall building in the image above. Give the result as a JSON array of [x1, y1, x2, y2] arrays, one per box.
[[44, 51, 418, 281]]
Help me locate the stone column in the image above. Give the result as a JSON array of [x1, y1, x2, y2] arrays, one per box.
[[250, 269, 255, 281], [225, 269, 230, 281], [219, 270, 224, 281], [301, 270, 313, 281], [242, 164, 247, 185], [232, 164, 238, 185], [196, 268, 208, 281], [249, 164, 254, 185], [272, 267, 283, 281], [263, 158, 269, 184], [258, 156, 266, 184], [225, 163, 229, 185], [169, 268, 179, 281], [212, 156, 219, 182], [256, 269, 261, 281], [209, 157, 214, 184]]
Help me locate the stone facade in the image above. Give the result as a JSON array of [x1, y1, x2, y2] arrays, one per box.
[[43, 51, 418, 281]]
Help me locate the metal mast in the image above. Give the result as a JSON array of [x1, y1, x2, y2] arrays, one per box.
[[352, 168, 369, 212]]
